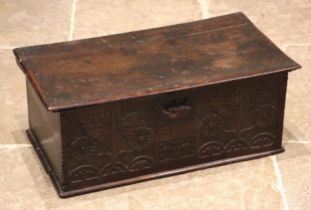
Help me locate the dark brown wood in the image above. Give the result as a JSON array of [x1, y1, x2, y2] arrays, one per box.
[[13, 12, 300, 198], [26, 79, 62, 180], [14, 12, 299, 111]]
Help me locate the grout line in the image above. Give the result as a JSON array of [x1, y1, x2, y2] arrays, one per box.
[[287, 140, 311, 144], [197, 0, 209, 18], [69, 0, 78, 41], [0, 144, 32, 149], [287, 43, 311, 46], [283, 43, 311, 49], [271, 156, 289, 210]]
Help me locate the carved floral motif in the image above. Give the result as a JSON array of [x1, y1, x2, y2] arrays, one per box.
[[70, 136, 97, 160], [69, 165, 101, 183], [126, 127, 155, 151], [67, 78, 281, 185], [197, 142, 224, 158], [68, 157, 154, 184], [128, 156, 153, 172], [253, 104, 276, 128], [250, 132, 274, 149], [199, 113, 223, 141], [101, 162, 127, 177], [225, 140, 249, 153]]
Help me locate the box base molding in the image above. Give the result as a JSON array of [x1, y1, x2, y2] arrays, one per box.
[[26, 129, 285, 198]]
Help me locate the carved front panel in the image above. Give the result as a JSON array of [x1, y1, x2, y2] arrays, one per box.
[[61, 73, 287, 190]]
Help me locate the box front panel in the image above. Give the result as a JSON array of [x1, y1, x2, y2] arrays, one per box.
[[60, 73, 287, 191]]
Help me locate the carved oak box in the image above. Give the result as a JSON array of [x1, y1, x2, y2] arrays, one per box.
[[13, 13, 300, 198]]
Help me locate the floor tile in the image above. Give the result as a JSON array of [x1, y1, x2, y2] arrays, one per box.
[[0, 146, 282, 210], [73, 0, 202, 39], [278, 143, 311, 210], [0, 50, 28, 144], [283, 46, 311, 142], [206, 0, 311, 47], [122, 158, 282, 210], [1, 1, 308, 209], [0, 147, 130, 210], [0, 0, 72, 47], [0, 147, 46, 210]]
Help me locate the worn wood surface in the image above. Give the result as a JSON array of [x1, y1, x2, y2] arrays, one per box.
[[14, 12, 301, 197], [60, 73, 288, 193], [14, 12, 300, 111], [26, 72, 290, 197], [26, 79, 63, 181]]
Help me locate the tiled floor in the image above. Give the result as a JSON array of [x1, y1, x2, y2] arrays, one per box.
[[0, 0, 310, 209]]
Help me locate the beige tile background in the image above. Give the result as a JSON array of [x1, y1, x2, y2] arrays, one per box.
[[0, 0, 310, 209]]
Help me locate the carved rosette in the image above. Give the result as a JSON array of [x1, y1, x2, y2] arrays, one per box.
[[79, 110, 112, 141], [253, 104, 276, 128], [70, 136, 97, 160], [125, 127, 155, 151], [199, 112, 223, 141]]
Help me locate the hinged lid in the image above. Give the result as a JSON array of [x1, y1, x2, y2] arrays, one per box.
[[14, 12, 301, 111]]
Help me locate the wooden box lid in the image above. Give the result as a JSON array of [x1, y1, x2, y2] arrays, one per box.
[[14, 12, 300, 111]]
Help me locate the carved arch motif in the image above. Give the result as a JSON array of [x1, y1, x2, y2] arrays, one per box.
[[128, 156, 154, 172], [197, 142, 225, 158], [69, 165, 101, 184]]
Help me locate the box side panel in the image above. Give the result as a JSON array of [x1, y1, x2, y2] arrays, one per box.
[[239, 72, 287, 151], [27, 79, 63, 182], [276, 72, 288, 148], [60, 72, 287, 192]]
